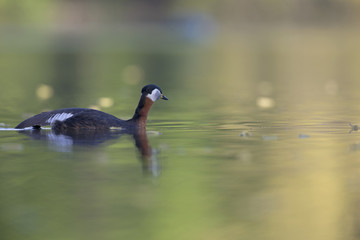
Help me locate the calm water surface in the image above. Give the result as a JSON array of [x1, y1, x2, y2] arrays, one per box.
[[2, 28, 360, 240]]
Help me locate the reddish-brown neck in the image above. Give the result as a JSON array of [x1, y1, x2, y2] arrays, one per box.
[[138, 97, 153, 127], [130, 95, 154, 128]]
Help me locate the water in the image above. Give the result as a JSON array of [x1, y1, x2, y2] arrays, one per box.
[[2, 27, 360, 240]]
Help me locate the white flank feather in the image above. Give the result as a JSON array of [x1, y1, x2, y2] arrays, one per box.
[[46, 113, 74, 125]]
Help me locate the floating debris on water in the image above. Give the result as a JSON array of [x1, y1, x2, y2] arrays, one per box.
[[239, 131, 252, 137], [262, 135, 278, 141], [350, 123, 358, 130], [349, 123, 359, 133], [298, 134, 310, 139]]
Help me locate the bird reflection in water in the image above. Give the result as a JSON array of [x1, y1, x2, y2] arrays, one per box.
[[19, 126, 161, 176]]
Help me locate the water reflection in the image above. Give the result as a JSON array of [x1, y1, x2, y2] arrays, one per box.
[[19, 127, 160, 176]]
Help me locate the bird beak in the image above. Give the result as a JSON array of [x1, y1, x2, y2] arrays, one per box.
[[161, 94, 168, 100]]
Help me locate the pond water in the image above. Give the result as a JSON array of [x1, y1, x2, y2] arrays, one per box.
[[1, 27, 360, 240]]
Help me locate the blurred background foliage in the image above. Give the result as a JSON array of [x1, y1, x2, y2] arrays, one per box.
[[1, 0, 360, 114], [2, 1, 360, 240], [1, 0, 360, 25]]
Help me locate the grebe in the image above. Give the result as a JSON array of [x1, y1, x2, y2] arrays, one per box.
[[15, 84, 168, 131]]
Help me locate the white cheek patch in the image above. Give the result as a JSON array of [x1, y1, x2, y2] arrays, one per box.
[[46, 113, 73, 124], [146, 89, 161, 102]]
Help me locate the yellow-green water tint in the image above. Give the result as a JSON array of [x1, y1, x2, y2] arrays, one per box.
[[2, 3, 360, 240]]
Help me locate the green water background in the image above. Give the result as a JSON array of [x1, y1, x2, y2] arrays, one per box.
[[2, 1, 360, 240]]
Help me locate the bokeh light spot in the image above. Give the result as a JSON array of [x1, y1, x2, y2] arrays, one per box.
[[98, 97, 114, 108], [36, 84, 54, 100], [256, 97, 275, 109]]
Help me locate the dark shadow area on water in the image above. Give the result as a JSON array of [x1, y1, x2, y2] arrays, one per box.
[[17, 127, 161, 176]]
